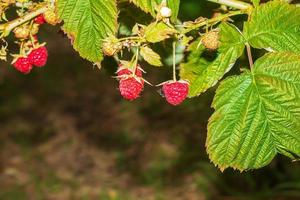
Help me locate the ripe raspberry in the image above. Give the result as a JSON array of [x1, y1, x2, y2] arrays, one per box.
[[34, 14, 46, 24], [162, 80, 189, 106], [117, 66, 142, 77], [119, 77, 144, 100], [28, 46, 48, 67], [12, 57, 33, 74]]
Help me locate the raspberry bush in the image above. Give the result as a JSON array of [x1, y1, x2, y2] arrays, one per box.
[[0, 0, 300, 171]]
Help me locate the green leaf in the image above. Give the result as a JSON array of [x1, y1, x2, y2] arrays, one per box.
[[181, 23, 245, 97], [167, 0, 180, 22], [180, 40, 209, 83], [130, 0, 180, 22], [140, 46, 163, 67], [57, 0, 118, 62], [144, 22, 177, 43], [207, 52, 300, 171], [129, 0, 160, 16], [251, 0, 259, 7], [244, 1, 300, 53]]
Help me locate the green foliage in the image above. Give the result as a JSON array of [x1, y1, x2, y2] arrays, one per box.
[[244, 1, 300, 53], [144, 22, 177, 43], [55, 0, 300, 171], [57, 0, 118, 62], [181, 23, 245, 97], [140, 46, 163, 67], [207, 52, 300, 171], [251, 0, 260, 7], [167, 0, 180, 22], [130, 0, 160, 16], [180, 41, 209, 85], [179, 1, 300, 170]]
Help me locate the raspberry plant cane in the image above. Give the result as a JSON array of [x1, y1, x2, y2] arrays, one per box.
[[0, 0, 299, 171]]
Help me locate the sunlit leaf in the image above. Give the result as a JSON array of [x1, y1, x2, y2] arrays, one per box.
[[140, 46, 163, 67], [57, 0, 118, 62], [207, 52, 300, 171], [244, 1, 300, 53], [251, 0, 259, 7], [181, 23, 245, 97], [144, 22, 177, 43]]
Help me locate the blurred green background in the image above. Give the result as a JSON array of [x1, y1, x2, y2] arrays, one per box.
[[1, 1, 300, 200]]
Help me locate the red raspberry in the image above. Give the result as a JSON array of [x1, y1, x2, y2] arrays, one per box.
[[117, 65, 143, 77], [13, 57, 33, 74], [119, 77, 144, 100], [34, 15, 46, 24], [28, 46, 48, 67], [162, 80, 189, 106]]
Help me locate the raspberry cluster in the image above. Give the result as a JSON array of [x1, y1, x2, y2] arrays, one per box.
[[11, 9, 58, 74], [12, 46, 48, 74], [117, 64, 189, 106]]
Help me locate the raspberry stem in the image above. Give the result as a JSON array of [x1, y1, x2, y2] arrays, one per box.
[[246, 43, 253, 70], [118, 36, 141, 42], [19, 41, 26, 55], [0, 4, 49, 38], [172, 41, 176, 82], [133, 44, 140, 74], [207, 0, 251, 10]]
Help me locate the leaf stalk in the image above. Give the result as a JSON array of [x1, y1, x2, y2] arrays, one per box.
[[207, 0, 252, 10], [246, 43, 254, 70], [172, 41, 176, 81]]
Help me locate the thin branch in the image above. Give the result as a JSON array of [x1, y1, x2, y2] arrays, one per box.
[[0, 4, 49, 37], [133, 44, 140, 73], [246, 43, 254, 70], [182, 10, 246, 34], [208, 0, 252, 10], [172, 41, 176, 81]]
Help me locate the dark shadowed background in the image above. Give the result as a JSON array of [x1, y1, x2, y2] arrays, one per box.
[[0, 1, 300, 199]]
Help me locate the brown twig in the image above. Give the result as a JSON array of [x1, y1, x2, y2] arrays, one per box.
[[0, 4, 49, 38]]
